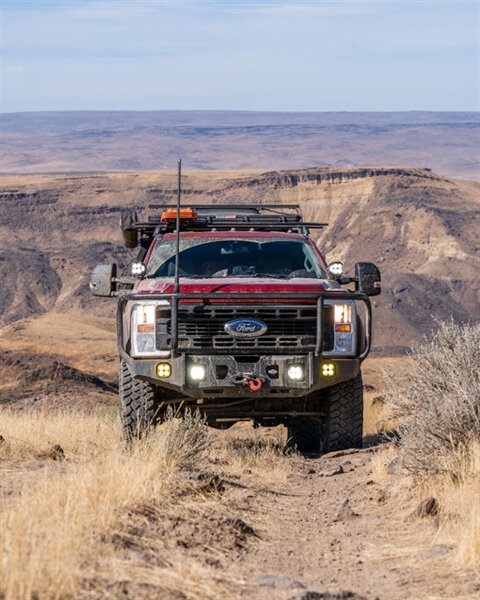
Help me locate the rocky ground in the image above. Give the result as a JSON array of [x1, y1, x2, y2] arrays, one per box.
[[232, 444, 478, 600]]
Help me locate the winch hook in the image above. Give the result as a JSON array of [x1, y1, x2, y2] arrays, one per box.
[[248, 376, 263, 392]]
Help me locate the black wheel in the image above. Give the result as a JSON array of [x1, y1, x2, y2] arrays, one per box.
[[119, 360, 162, 441], [287, 417, 321, 453], [322, 374, 363, 452]]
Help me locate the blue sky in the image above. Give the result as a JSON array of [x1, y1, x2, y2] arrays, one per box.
[[1, 0, 479, 112]]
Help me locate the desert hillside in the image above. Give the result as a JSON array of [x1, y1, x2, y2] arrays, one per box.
[[1, 111, 478, 178], [1, 166, 478, 358]]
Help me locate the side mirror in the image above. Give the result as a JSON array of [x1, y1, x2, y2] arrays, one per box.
[[90, 263, 117, 297], [355, 262, 381, 296]]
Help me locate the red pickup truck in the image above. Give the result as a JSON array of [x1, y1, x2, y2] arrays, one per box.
[[90, 203, 381, 453]]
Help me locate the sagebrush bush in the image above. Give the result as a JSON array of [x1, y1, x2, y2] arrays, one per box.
[[385, 320, 480, 478], [157, 407, 211, 469]]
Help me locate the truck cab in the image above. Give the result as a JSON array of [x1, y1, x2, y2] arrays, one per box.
[[91, 204, 381, 453]]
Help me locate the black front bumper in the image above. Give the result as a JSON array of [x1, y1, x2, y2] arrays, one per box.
[[123, 353, 361, 399]]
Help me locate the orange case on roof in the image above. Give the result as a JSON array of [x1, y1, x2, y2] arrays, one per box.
[[161, 208, 198, 222]]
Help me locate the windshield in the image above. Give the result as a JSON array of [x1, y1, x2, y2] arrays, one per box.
[[145, 237, 326, 279]]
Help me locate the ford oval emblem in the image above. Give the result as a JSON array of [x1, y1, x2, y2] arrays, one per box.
[[224, 318, 268, 338]]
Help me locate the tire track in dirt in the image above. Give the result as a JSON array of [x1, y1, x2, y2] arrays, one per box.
[[235, 447, 478, 600]]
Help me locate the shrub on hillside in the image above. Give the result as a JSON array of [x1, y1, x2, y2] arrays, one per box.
[[385, 320, 480, 478]]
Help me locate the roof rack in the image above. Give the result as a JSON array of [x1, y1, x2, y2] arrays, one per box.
[[149, 204, 302, 211], [121, 204, 328, 249]]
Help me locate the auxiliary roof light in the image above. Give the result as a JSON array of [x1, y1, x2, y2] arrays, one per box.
[[321, 362, 336, 377], [161, 208, 198, 222], [328, 261, 344, 277], [131, 262, 146, 276]]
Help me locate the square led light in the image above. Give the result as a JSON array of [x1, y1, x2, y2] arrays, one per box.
[[321, 362, 336, 377], [189, 365, 206, 381], [156, 363, 172, 378], [287, 365, 304, 381]]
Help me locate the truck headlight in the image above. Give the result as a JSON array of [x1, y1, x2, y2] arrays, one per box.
[[332, 301, 355, 354], [131, 301, 170, 357]]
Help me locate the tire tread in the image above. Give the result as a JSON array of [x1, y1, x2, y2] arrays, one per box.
[[119, 360, 159, 440], [324, 374, 363, 452]]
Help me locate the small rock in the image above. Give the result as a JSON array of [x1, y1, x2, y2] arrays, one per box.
[[377, 490, 389, 504], [52, 444, 65, 460], [416, 544, 452, 560], [37, 444, 65, 461], [306, 468, 316, 475], [176, 471, 224, 492], [334, 499, 359, 522], [290, 590, 366, 600], [322, 447, 374, 460], [371, 395, 385, 406], [320, 465, 344, 477], [251, 575, 305, 590], [409, 497, 439, 519], [386, 457, 400, 474]]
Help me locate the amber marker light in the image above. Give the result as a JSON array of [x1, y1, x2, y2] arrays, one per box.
[[321, 362, 336, 377], [156, 363, 172, 378], [335, 323, 352, 333]]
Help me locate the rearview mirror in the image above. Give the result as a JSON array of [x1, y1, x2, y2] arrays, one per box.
[[90, 263, 117, 297], [355, 262, 381, 296]]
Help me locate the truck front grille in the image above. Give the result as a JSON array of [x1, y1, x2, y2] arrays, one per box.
[[157, 304, 334, 353]]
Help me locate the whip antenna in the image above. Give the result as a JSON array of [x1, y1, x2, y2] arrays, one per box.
[[174, 159, 182, 294]]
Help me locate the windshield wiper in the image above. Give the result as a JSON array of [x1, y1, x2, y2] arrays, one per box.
[[231, 273, 291, 279]]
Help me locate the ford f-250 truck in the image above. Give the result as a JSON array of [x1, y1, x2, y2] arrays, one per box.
[[90, 199, 381, 453]]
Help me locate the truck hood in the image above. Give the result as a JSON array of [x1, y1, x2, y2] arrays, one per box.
[[134, 277, 342, 296]]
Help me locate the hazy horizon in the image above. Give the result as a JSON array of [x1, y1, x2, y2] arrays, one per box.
[[2, 108, 478, 115]]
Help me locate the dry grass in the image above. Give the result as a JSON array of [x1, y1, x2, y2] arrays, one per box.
[[216, 425, 292, 489], [382, 321, 480, 567], [1, 409, 289, 600], [429, 439, 480, 566]]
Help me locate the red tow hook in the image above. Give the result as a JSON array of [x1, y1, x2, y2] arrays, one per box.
[[248, 377, 263, 392]]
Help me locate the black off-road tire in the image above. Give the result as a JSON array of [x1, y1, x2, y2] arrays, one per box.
[[119, 360, 162, 441], [287, 417, 321, 453], [323, 374, 363, 452]]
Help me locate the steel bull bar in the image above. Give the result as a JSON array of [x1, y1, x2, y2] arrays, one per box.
[[116, 291, 372, 362]]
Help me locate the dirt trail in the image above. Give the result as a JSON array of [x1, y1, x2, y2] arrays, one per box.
[[234, 446, 478, 600]]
